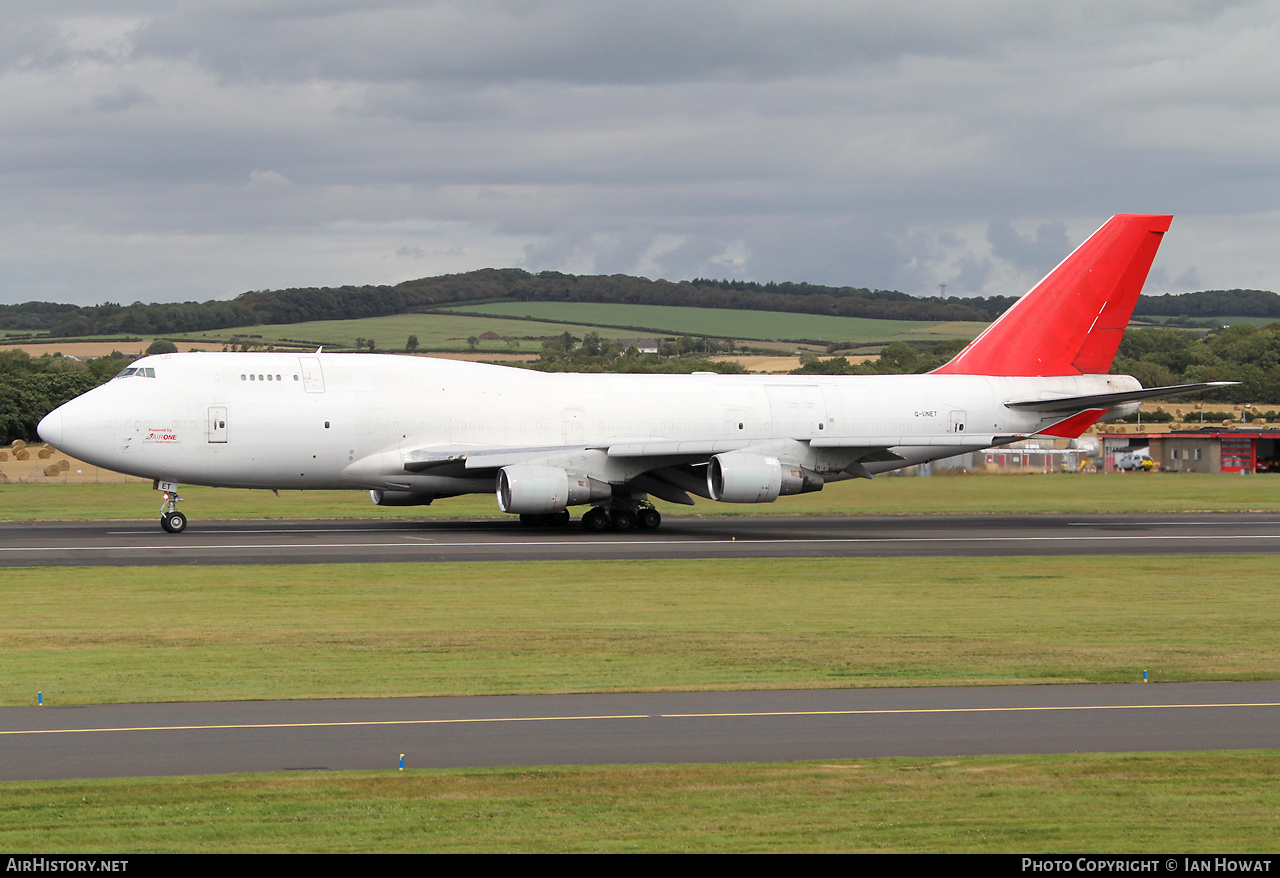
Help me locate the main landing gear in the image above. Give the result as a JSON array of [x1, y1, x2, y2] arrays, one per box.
[[157, 482, 187, 534], [581, 501, 661, 533]]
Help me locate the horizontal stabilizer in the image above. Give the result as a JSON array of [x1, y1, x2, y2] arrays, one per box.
[[1006, 382, 1237, 414], [809, 434, 1025, 449]]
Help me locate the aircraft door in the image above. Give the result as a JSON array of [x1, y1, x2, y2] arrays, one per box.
[[298, 357, 325, 393], [208, 406, 228, 443], [562, 406, 584, 445], [765, 384, 828, 437]]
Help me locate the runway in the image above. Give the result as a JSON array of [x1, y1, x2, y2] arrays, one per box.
[[3, 512, 1280, 566], [2, 682, 1276, 781]]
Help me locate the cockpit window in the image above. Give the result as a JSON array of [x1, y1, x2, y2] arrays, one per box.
[[114, 367, 156, 379]]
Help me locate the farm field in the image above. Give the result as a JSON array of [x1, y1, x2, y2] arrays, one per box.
[[169, 312, 610, 353], [443, 300, 986, 344], [160, 306, 983, 354], [1141, 315, 1280, 327]]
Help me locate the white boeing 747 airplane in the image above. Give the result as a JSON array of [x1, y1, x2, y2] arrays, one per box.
[[38, 214, 1229, 533]]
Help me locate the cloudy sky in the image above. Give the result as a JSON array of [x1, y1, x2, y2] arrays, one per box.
[[2, 1, 1278, 306]]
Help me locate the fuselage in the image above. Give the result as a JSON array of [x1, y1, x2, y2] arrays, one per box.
[[38, 351, 1139, 496]]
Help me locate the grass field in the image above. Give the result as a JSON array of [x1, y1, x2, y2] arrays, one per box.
[[2, 751, 1277, 852], [160, 303, 985, 353], [4, 471, 1280, 519], [4, 556, 1277, 706], [441, 301, 985, 344], [170, 312, 612, 353]]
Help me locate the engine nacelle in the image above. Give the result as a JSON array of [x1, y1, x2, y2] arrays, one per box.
[[370, 490, 436, 507], [707, 451, 824, 503], [497, 463, 611, 514]]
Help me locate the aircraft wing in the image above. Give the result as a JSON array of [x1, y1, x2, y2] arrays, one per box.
[[400, 433, 1028, 498], [405, 433, 1025, 469]]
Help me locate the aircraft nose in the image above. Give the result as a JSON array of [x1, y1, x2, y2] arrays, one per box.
[[37, 408, 63, 448]]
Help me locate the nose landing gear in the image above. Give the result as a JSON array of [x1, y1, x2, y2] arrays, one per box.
[[156, 480, 187, 534]]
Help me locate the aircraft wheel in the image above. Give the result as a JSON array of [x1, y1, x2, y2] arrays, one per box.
[[582, 507, 611, 532], [161, 511, 187, 534], [637, 508, 662, 531], [611, 509, 636, 532]]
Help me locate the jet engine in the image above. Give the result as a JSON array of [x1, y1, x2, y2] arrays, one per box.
[[497, 463, 611, 514], [707, 451, 824, 503]]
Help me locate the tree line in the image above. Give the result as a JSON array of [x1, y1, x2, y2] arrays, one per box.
[[3, 267, 1277, 338]]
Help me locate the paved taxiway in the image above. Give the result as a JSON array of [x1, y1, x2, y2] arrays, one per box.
[[2, 683, 1277, 781], [3, 512, 1280, 566]]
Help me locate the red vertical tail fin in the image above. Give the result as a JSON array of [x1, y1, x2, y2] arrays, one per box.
[[932, 214, 1172, 377]]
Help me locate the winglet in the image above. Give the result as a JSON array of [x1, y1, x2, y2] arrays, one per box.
[[932, 214, 1172, 376]]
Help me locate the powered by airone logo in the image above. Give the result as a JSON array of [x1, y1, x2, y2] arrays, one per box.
[[143, 427, 179, 444]]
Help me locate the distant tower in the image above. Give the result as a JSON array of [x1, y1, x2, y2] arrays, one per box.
[[939, 283, 947, 296]]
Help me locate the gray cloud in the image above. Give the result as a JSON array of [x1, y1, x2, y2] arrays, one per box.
[[986, 219, 1072, 278], [130, 1, 1005, 86], [85, 84, 156, 114], [0, 1, 1275, 305]]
